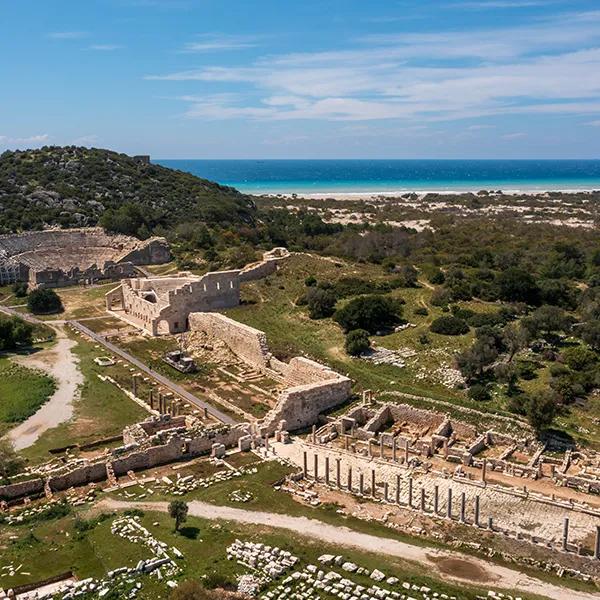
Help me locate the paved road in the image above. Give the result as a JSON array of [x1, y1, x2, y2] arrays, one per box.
[[69, 320, 236, 425], [100, 498, 598, 600]]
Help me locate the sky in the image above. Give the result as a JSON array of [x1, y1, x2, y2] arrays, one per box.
[[2, 0, 600, 159]]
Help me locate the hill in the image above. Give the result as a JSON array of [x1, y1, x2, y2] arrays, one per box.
[[0, 146, 256, 235]]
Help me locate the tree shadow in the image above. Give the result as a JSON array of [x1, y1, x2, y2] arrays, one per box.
[[178, 526, 200, 539]]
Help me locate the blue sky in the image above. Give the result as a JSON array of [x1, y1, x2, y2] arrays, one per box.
[[2, 0, 600, 158]]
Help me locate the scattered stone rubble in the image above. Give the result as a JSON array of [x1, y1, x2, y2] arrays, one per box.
[[229, 489, 254, 503]]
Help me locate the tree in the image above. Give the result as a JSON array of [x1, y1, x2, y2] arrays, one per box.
[[333, 295, 403, 334], [456, 336, 499, 380], [496, 268, 540, 304], [502, 322, 529, 362], [344, 329, 371, 356], [526, 393, 559, 435], [580, 320, 600, 351], [12, 282, 28, 298], [306, 287, 337, 319], [0, 439, 25, 482], [0, 315, 33, 350], [522, 305, 571, 339], [429, 316, 469, 336], [169, 500, 188, 532], [27, 288, 63, 314]]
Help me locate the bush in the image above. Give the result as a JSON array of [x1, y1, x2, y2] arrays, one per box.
[[27, 288, 63, 314], [304, 275, 317, 287], [561, 346, 598, 371], [12, 282, 28, 297], [428, 269, 445, 285], [413, 306, 428, 316], [430, 289, 452, 307], [468, 383, 490, 401], [429, 316, 469, 336], [0, 315, 33, 350], [333, 295, 403, 334], [496, 268, 540, 304], [344, 329, 371, 356], [306, 287, 337, 319]]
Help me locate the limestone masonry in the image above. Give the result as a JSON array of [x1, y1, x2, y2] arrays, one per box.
[[106, 247, 289, 335], [0, 228, 170, 288], [188, 312, 352, 434]]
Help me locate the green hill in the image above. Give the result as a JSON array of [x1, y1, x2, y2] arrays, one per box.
[[0, 146, 256, 235]]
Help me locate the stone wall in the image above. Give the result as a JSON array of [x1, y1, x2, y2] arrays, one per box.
[[188, 312, 270, 369], [0, 420, 249, 501]]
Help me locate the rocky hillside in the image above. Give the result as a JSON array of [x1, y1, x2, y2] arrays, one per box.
[[0, 146, 256, 235]]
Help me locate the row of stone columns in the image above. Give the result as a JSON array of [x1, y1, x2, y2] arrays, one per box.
[[303, 451, 600, 559]]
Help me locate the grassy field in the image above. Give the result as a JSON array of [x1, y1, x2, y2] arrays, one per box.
[[0, 356, 56, 437], [0, 504, 502, 600], [225, 255, 508, 411], [21, 334, 148, 463]]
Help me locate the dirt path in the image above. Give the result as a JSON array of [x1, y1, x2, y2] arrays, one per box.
[[6, 325, 83, 450], [99, 498, 597, 600]]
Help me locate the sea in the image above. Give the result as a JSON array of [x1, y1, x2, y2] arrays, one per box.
[[155, 159, 600, 195]]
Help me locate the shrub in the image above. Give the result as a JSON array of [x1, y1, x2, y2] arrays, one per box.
[[304, 275, 317, 287], [333, 295, 403, 334], [430, 289, 452, 306], [429, 316, 469, 336], [561, 346, 598, 372], [496, 268, 540, 304], [344, 329, 371, 356], [428, 269, 445, 285], [306, 287, 337, 319], [467, 383, 490, 401], [12, 282, 28, 297], [413, 306, 428, 316], [27, 288, 63, 314]]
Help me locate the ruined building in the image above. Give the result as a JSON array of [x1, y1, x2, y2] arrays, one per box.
[[106, 248, 289, 335], [0, 228, 171, 288]]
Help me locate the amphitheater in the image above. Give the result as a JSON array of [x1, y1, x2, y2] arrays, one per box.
[[0, 228, 171, 288]]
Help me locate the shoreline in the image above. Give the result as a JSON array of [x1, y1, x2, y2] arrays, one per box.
[[247, 187, 600, 200]]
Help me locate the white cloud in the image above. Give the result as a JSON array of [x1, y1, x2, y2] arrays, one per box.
[[147, 10, 600, 123], [502, 132, 527, 139], [47, 31, 88, 40], [181, 34, 259, 53], [72, 135, 99, 146], [0, 134, 50, 147], [89, 44, 122, 51]]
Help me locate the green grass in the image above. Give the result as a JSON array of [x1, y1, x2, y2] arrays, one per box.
[[0, 508, 498, 600], [21, 335, 148, 463], [0, 356, 56, 436]]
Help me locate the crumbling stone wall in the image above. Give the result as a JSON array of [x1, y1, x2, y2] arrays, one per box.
[[188, 312, 270, 369]]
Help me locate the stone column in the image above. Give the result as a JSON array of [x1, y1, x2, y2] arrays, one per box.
[[404, 440, 409, 463], [488, 516, 494, 531], [408, 477, 413, 507], [594, 526, 600, 560], [433, 485, 439, 514], [336, 458, 341, 488], [371, 469, 376, 498], [264, 436, 269, 452], [392, 437, 397, 462], [474, 495, 480, 527], [348, 466, 353, 492], [384, 482, 389, 502], [303, 451, 308, 478], [344, 435, 349, 451], [460, 491, 466, 523], [396, 474, 401, 504], [148, 389, 154, 409], [443, 438, 449, 459], [359, 472, 364, 495], [132, 374, 138, 397], [312, 424, 317, 444], [563, 517, 570, 551], [368, 439, 374, 458], [313, 453, 319, 480], [380, 436, 385, 459], [158, 393, 163, 414], [447, 487, 453, 519], [482, 459, 487, 484], [420, 488, 426, 512], [325, 456, 330, 485], [203, 407, 208, 419]]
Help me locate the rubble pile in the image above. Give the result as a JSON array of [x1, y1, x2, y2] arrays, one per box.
[[229, 489, 254, 503], [156, 466, 258, 496]]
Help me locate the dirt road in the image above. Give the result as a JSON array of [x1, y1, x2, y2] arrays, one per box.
[[6, 325, 83, 450], [100, 498, 598, 600]]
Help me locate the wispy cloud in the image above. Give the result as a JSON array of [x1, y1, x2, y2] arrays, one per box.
[[181, 34, 259, 53], [71, 135, 99, 145], [47, 31, 88, 40], [0, 134, 50, 147], [588, 120, 600, 127], [450, 1, 550, 9], [89, 44, 122, 51], [501, 132, 527, 139], [147, 10, 600, 124]]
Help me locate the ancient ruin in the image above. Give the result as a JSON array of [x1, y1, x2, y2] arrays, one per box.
[[105, 247, 289, 335], [0, 228, 171, 288]]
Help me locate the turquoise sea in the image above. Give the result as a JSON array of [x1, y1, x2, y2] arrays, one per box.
[[156, 159, 600, 195]]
